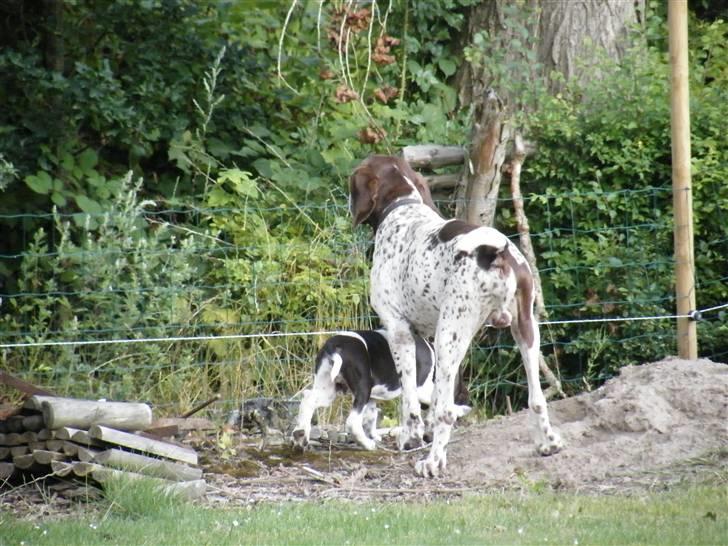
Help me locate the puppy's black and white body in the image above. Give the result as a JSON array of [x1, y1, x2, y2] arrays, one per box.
[[292, 330, 468, 450]]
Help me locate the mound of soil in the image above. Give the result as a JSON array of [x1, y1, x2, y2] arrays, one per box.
[[449, 357, 727, 491], [202, 357, 727, 505]]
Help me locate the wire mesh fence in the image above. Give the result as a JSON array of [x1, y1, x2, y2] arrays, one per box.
[[1, 179, 726, 416]]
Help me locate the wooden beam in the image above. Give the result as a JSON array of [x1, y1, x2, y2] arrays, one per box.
[[89, 425, 198, 465], [39, 397, 153, 431], [668, 0, 698, 359], [401, 145, 465, 169], [95, 449, 203, 481], [0, 372, 53, 397]]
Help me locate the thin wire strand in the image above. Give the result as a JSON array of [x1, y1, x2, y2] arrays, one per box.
[[2, 303, 724, 350]]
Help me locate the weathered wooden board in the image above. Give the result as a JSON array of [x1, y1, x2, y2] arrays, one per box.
[[0, 461, 14, 479], [32, 449, 66, 465], [53, 427, 81, 441], [76, 445, 99, 463], [95, 449, 203, 481], [13, 454, 35, 470], [89, 425, 197, 465], [50, 460, 74, 477], [39, 397, 152, 431], [0, 371, 53, 397]]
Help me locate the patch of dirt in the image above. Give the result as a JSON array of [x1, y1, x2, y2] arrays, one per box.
[[3, 357, 727, 518], [202, 357, 728, 505]]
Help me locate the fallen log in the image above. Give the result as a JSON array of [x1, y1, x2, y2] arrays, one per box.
[[37, 397, 152, 431], [87, 465, 207, 500], [88, 425, 198, 466]]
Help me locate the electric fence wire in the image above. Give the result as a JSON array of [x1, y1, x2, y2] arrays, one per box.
[[1, 302, 725, 350]]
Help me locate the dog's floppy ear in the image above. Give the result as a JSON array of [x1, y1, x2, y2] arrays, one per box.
[[413, 171, 439, 213], [349, 166, 379, 227]]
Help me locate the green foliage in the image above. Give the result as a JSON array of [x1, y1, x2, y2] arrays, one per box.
[[0, 2, 726, 415], [507, 14, 728, 386]]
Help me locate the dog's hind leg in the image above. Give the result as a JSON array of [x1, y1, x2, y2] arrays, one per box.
[[415, 308, 479, 477], [361, 401, 380, 441], [291, 353, 339, 449], [510, 297, 563, 456], [346, 377, 376, 450]]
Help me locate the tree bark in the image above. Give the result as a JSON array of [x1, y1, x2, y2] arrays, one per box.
[[455, 89, 511, 225], [456, 0, 645, 106]]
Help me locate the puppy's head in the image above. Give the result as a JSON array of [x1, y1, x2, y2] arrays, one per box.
[[349, 155, 437, 228]]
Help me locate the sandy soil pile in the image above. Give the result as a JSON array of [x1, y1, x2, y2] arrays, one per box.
[[449, 357, 727, 491]]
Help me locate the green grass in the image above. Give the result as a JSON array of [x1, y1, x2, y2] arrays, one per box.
[[1, 481, 726, 546]]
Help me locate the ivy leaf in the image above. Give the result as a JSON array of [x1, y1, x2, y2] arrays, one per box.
[[78, 148, 98, 172], [218, 168, 259, 198], [51, 192, 67, 207], [438, 58, 457, 77], [75, 195, 103, 214], [25, 171, 53, 194]]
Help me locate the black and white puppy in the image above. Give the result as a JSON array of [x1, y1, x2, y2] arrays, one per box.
[[292, 330, 470, 450]]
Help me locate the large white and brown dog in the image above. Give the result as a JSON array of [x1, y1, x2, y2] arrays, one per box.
[[349, 155, 562, 477]]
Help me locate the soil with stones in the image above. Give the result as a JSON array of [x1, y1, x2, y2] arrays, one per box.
[[3, 357, 727, 519]]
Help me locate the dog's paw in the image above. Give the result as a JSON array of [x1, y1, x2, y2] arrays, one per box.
[[291, 429, 309, 449], [537, 431, 563, 456], [398, 433, 423, 451], [359, 437, 377, 451], [414, 453, 446, 478]]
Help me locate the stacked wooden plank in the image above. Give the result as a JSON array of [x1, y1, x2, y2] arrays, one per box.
[[0, 396, 205, 500]]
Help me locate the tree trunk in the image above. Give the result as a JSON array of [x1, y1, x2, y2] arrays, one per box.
[[456, 0, 645, 107]]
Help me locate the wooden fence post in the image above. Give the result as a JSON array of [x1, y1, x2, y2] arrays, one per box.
[[668, 0, 698, 359]]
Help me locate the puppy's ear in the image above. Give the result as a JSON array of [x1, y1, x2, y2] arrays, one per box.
[[349, 166, 379, 227]]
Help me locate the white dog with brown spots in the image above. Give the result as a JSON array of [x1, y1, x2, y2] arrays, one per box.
[[349, 155, 562, 477]]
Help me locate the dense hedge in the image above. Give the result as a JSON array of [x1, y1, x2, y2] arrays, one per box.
[[0, 2, 725, 411]]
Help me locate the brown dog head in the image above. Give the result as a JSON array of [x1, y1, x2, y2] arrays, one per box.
[[349, 155, 438, 229]]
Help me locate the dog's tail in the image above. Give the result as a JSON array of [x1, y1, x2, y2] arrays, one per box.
[[455, 226, 508, 255], [454, 226, 508, 270], [327, 351, 344, 383]]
